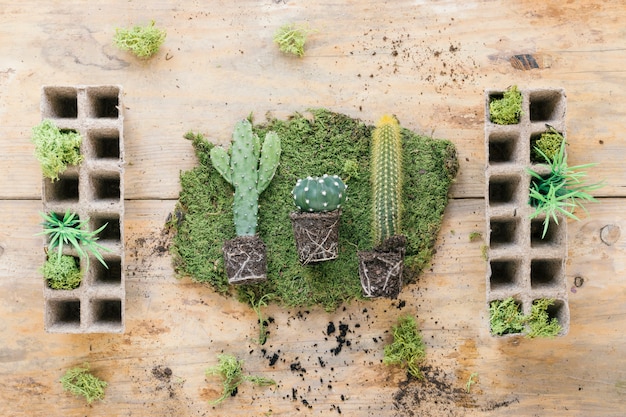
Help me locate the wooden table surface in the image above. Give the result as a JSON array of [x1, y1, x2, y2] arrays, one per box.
[[1, 1, 625, 416]]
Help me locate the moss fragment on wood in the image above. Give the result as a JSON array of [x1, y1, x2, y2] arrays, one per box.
[[114, 20, 166, 59], [273, 23, 312, 57], [205, 354, 275, 405], [383, 315, 426, 378], [60, 364, 107, 404]]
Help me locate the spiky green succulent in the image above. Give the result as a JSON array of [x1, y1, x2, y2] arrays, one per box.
[[38, 210, 110, 268], [371, 114, 403, 246], [292, 174, 347, 212], [528, 139, 603, 238], [60, 364, 107, 404], [383, 315, 426, 378], [273, 23, 312, 57], [210, 119, 281, 236], [114, 20, 166, 59]]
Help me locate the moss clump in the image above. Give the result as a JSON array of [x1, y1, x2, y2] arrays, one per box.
[[531, 127, 564, 163], [171, 109, 458, 310], [42, 255, 82, 290], [490, 297, 562, 337], [60, 364, 107, 404], [383, 315, 426, 378], [273, 23, 312, 57], [489, 85, 522, 125], [489, 298, 526, 335], [526, 298, 562, 338], [205, 354, 275, 405], [114, 20, 166, 59], [31, 119, 83, 181]]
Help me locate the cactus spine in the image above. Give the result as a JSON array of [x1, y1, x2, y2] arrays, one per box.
[[371, 115, 403, 246], [292, 174, 347, 213], [210, 119, 281, 236]]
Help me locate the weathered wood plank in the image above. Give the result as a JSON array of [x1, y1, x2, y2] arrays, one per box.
[[1, 198, 625, 416], [1, 0, 626, 415], [1, 0, 625, 200]]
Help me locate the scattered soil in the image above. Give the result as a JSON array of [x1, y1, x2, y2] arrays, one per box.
[[149, 365, 177, 399], [393, 365, 521, 416], [127, 224, 173, 277], [152, 365, 173, 382], [128, 363, 202, 416], [394, 366, 471, 416], [353, 26, 481, 94], [329, 322, 351, 356]]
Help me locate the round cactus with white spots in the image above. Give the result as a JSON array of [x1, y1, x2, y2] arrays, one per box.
[[292, 174, 347, 212]]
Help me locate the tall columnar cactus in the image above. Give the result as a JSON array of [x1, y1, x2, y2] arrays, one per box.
[[210, 119, 281, 236], [292, 174, 347, 212], [371, 115, 403, 246]]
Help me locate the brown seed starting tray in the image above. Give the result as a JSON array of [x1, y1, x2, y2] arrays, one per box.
[[484, 87, 570, 337], [41, 85, 125, 334]]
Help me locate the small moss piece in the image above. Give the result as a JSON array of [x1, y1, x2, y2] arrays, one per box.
[[469, 231, 482, 242], [206, 354, 275, 405], [42, 255, 82, 290], [60, 364, 107, 404], [526, 298, 562, 338], [466, 372, 478, 393], [383, 315, 426, 378], [342, 159, 360, 182], [31, 119, 83, 181], [480, 244, 488, 261], [532, 127, 564, 163], [241, 289, 274, 345], [273, 23, 311, 57], [489, 297, 526, 335], [490, 85, 522, 125], [528, 138, 603, 238], [114, 20, 166, 58]]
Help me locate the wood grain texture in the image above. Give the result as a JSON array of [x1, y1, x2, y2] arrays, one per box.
[[1, 1, 625, 416], [1, 199, 624, 416], [1, 0, 625, 200]]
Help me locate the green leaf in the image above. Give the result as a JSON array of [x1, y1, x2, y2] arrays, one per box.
[[37, 210, 110, 269], [527, 138, 603, 238]]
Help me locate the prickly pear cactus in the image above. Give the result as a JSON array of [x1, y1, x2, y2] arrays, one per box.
[[371, 114, 403, 246], [292, 174, 347, 213], [210, 119, 281, 236]]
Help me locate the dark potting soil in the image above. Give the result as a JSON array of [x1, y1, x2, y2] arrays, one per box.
[[222, 235, 267, 284]]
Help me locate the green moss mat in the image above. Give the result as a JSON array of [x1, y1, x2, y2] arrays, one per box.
[[170, 109, 458, 310]]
